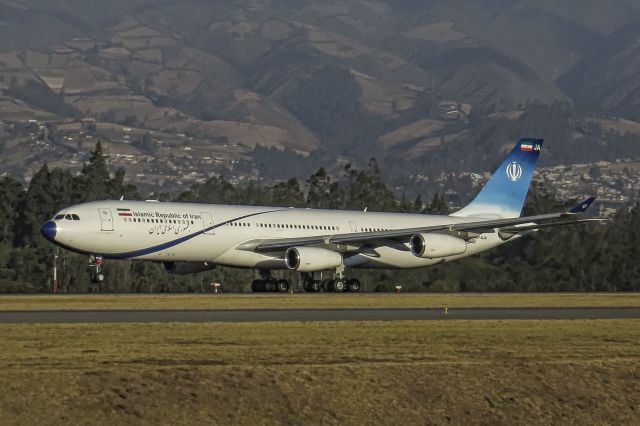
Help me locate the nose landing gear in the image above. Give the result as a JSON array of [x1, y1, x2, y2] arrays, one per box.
[[88, 255, 105, 283]]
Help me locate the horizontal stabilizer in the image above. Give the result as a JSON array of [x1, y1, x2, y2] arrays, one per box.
[[568, 196, 596, 214]]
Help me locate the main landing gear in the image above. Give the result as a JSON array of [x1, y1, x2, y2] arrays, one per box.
[[301, 273, 361, 293], [88, 255, 105, 283], [251, 269, 290, 293], [250, 265, 361, 293]]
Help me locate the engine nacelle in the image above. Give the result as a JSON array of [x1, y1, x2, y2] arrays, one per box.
[[409, 233, 467, 259], [285, 247, 342, 272], [162, 261, 216, 275]]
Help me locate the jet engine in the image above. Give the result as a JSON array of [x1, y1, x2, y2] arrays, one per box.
[[409, 233, 467, 259], [162, 261, 216, 275], [285, 247, 342, 272]]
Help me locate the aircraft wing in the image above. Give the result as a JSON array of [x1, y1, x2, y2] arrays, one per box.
[[237, 197, 603, 253]]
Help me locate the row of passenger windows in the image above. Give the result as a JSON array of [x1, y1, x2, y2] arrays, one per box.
[[225, 222, 389, 232], [122, 217, 194, 225], [115, 215, 388, 232], [226, 222, 339, 231], [54, 214, 80, 221]]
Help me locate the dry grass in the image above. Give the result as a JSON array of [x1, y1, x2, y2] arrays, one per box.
[[0, 293, 639, 311], [0, 320, 638, 424]]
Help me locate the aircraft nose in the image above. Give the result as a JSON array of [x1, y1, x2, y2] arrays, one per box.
[[41, 221, 57, 241]]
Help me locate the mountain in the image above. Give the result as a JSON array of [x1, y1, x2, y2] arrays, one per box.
[[558, 22, 640, 120], [1, 0, 640, 184]]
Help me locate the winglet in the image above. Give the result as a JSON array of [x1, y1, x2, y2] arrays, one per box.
[[568, 196, 596, 214]]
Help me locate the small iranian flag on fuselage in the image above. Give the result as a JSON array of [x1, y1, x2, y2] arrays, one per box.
[[117, 208, 132, 216], [520, 143, 534, 152]]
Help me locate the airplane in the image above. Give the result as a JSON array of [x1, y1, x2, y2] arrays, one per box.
[[40, 138, 602, 292]]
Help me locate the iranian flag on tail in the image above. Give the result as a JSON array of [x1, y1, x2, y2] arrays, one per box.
[[117, 208, 132, 217], [520, 143, 534, 152]]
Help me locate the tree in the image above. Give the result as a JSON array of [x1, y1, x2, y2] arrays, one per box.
[[15, 164, 55, 247], [78, 141, 110, 201], [0, 176, 23, 244], [134, 132, 157, 154], [425, 193, 449, 214], [271, 178, 304, 207]]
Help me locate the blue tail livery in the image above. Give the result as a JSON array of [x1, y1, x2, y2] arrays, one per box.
[[451, 138, 544, 219]]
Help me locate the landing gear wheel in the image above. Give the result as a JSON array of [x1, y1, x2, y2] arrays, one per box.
[[276, 279, 290, 293], [310, 280, 322, 293], [334, 279, 345, 292], [347, 278, 361, 293], [303, 278, 313, 292], [325, 279, 335, 292], [251, 279, 264, 292], [89, 272, 104, 283], [264, 279, 276, 292], [322, 278, 334, 292]]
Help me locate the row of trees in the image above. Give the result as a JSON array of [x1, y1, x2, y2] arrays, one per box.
[[1, 142, 639, 293]]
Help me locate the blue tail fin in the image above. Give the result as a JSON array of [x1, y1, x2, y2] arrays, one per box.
[[451, 138, 543, 219]]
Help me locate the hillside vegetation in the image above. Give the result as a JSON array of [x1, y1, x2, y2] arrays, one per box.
[[2, 1, 640, 179]]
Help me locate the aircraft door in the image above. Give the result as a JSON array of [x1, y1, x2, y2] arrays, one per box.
[[201, 212, 215, 235], [349, 221, 358, 233], [99, 208, 114, 231]]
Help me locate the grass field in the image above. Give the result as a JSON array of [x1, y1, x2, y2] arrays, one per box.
[[0, 320, 639, 424], [1, 293, 640, 311]]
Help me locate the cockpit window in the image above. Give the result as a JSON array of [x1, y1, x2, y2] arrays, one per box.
[[64, 214, 72, 220], [54, 214, 64, 220], [71, 214, 80, 221]]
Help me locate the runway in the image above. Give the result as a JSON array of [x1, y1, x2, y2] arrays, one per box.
[[1, 307, 639, 323]]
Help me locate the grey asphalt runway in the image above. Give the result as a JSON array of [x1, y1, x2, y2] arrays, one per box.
[[0, 307, 639, 323]]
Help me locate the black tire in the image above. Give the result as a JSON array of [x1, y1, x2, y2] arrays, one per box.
[[264, 279, 275, 292], [251, 279, 263, 292], [90, 272, 104, 283], [310, 280, 322, 293], [323, 279, 335, 292], [304, 278, 316, 292], [325, 279, 335, 292], [347, 278, 361, 292], [334, 279, 346, 292], [276, 279, 290, 293]]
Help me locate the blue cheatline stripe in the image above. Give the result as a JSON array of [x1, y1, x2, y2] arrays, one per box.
[[101, 209, 287, 260]]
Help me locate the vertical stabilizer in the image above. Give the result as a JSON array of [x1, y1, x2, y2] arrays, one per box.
[[451, 138, 543, 219]]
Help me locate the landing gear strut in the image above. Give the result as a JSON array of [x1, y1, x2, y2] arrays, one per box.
[[88, 255, 105, 284], [251, 269, 290, 293]]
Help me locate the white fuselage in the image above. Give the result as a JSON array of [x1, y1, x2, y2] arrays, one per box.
[[47, 200, 510, 270]]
